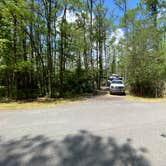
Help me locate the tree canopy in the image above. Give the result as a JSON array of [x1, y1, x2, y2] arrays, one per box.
[[0, 0, 165, 99]]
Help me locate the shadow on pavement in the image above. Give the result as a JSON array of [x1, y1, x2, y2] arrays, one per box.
[[0, 130, 150, 166]]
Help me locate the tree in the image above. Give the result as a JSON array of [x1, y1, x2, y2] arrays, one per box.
[[118, 1, 166, 97]]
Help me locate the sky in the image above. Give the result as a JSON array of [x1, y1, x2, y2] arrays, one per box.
[[103, 0, 140, 44], [59, 0, 141, 43], [104, 0, 140, 12], [104, 0, 140, 24]]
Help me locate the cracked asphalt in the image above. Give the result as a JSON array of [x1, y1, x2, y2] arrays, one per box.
[[0, 94, 166, 166]]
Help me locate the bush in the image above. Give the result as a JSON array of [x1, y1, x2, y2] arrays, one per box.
[[16, 72, 39, 99], [61, 69, 94, 97], [129, 80, 165, 97], [0, 86, 6, 98]]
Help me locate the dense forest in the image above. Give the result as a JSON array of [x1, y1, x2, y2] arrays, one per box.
[[0, 0, 165, 99]]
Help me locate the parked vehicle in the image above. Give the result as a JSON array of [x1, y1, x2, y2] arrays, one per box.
[[112, 74, 119, 77], [107, 76, 116, 86], [110, 79, 125, 95], [107, 74, 122, 86]]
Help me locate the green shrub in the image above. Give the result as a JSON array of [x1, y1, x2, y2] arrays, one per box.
[[62, 69, 94, 97], [130, 80, 165, 97]]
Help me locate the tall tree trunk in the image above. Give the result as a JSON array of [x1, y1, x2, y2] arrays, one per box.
[[89, 0, 95, 90], [22, 28, 27, 61], [13, 15, 17, 98], [59, 6, 67, 97], [83, 22, 88, 70], [47, 0, 53, 97]]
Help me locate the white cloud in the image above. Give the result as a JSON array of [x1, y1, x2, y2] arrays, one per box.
[[57, 10, 77, 23], [57, 10, 95, 24], [110, 28, 124, 45], [65, 10, 78, 23]]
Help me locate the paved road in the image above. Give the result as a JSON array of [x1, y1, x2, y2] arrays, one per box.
[[0, 94, 166, 166]]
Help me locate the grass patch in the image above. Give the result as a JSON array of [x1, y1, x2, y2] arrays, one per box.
[[0, 100, 70, 110], [0, 93, 92, 110], [126, 91, 166, 102], [126, 95, 166, 102], [124, 84, 166, 102]]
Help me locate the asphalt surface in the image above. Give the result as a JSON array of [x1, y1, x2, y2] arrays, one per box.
[[0, 94, 166, 166]]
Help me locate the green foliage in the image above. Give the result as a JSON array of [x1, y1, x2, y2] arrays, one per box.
[[16, 61, 33, 72], [1, 0, 165, 100], [62, 69, 94, 96], [119, 2, 166, 97]]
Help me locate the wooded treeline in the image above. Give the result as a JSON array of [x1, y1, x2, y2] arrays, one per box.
[[0, 0, 110, 99], [0, 0, 166, 99], [116, 0, 166, 97]]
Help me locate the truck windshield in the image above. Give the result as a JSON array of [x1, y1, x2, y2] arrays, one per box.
[[111, 80, 123, 84]]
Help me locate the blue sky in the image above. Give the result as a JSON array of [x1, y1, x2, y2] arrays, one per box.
[[104, 0, 140, 11], [104, 0, 140, 24]]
